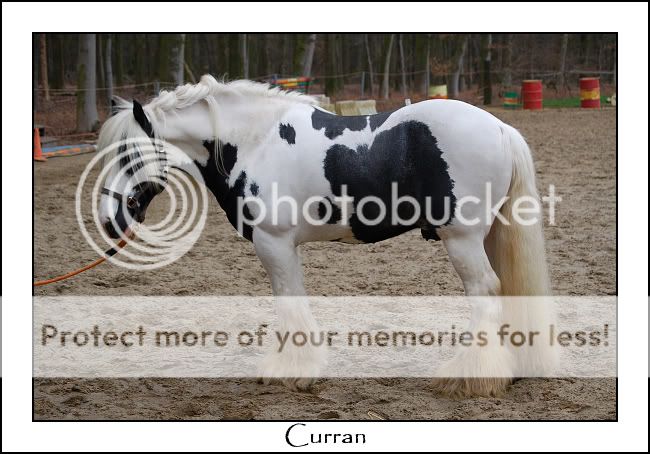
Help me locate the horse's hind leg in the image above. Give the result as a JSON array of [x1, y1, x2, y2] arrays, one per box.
[[431, 231, 515, 397], [253, 228, 325, 391]]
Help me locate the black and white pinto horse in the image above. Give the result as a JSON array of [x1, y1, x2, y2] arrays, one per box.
[[98, 75, 555, 397]]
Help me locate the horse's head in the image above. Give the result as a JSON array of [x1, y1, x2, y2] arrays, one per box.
[[97, 99, 168, 239]]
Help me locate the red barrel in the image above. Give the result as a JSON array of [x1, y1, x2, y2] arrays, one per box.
[[521, 80, 543, 110], [580, 77, 601, 108]]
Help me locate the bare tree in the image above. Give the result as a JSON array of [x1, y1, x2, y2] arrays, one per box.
[[33, 35, 39, 112], [170, 34, 185, 85], [381, 34, 395, 99], [450, 34, 468, 99], [76, 34, 99, 132], [39, 34, 50, 101], [50, 34, 65, 89], [423, 34, 431, 96], [241, 34, 249, 79], [302, 33, 317, 78], [364, 34, 375, 97], [503, 33, 513, 88], [481, 34, 492, 105], [105, 34, 113, 111], [114, 34, 124, 86], [325, 34, 343, 96], [399, 34, 407, 98], [159, 34, 185, 85], [612, 45, 616, 87], [135, 34, 147, 85], [558, 33, 569, 93], [96, 34, 105, 91]]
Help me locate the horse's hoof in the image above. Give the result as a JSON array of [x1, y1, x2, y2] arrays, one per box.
[[430, 377, 512, 398], [257, 375, 316, 392], [283, 376, 317, 392]]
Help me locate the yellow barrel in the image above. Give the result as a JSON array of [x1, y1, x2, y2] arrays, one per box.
[[428, 85, 448, 99]]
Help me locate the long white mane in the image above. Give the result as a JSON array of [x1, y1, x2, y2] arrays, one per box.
[[98, 75, 317, 174], [149, 75, 317, 115]]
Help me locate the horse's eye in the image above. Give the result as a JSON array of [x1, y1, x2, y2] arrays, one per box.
[[126, 196, 139, 209]]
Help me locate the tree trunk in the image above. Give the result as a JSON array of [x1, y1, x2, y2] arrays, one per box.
[[302, 33, 317, 78], [612, 46, 616, 87], [170, 34, 185, 85], [364, 34, 375, 97], [325, 33, 343, 96], [450, 34, 468, 99], [114, 34, 124, 86], [481, 34, 492, 105], [33, 35, 39, 112], [39, 34, 50, 101], [381, 34, 395, 100], [135, 34, 147, 85], [423, 34, 431, 96], [503, 33, 513, 88], [466, 35, 473, 88], [184, 34, 197, 83], [399, 34, 407, 98], [158, 34, 185, 85], [96, 34, 105, 90], [105, 34, 113, 110], [292, 34, 306, 75], [241, 34, 249, 79], [76, 34, 99, 132], [50, 34, 65, 89], [264, 34, 273, 76], [227, 34, 241, 79], [558, 33, 569, 93]]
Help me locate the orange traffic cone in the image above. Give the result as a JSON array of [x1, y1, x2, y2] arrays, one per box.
[[34, 127, 47, 161]]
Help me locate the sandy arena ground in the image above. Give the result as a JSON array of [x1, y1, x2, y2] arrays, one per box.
[[34, 107, 616, 420]]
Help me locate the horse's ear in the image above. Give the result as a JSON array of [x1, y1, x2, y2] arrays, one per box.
[[110, 95, 128, 116], [132, 99, 154, 138]]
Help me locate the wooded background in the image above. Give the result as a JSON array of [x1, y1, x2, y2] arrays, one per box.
[[33, 33, 616, 132]]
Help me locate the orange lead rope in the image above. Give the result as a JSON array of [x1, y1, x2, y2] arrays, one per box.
[[34, 235, 132, 287]]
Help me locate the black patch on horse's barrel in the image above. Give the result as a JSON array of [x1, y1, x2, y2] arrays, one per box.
[[368, 110, 394, 131], [200, 140, 254, 242], [311, 108, 368, 140], [279, 123, 296, 145], [317, 196, 342, 225], [323, 120, 456, 243]]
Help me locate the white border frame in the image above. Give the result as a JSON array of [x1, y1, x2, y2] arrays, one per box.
[[3, 2, 648, 452]]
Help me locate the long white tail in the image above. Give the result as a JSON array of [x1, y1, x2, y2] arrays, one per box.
[[486, 124, 550, 296], [486, 123, 557, 375]]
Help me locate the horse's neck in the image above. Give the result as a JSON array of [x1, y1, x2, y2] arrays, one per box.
[[216, 96, 300, 149], [163, 96, 303, 203]]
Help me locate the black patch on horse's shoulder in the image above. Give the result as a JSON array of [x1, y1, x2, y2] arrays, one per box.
[[221, 143, 238, 175], [200, 140, 254, 242], [311, 108, 368, 140], [279, 123, 296, 145], [323, 120, 456, 244], [231, 171, 254, 241], [250, 181, 259, 196], [368, 110, 394, 131], [317, 196, 342, 225]]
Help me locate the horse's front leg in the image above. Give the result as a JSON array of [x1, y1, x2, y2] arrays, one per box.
[[253, 228, 326, 391]]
